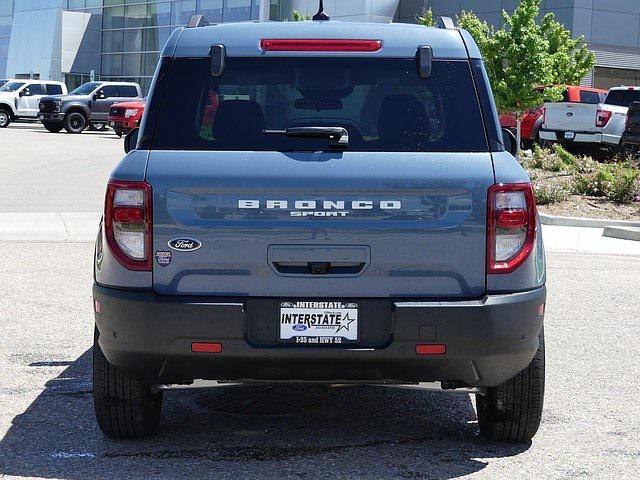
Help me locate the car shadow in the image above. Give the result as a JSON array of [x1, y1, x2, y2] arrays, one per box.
[[0, 349, 530, 479]]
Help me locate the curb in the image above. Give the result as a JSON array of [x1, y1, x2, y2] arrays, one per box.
[[603, 226, 640, 242], [0, 212, 100, 242], [539, 213, 640, 229]]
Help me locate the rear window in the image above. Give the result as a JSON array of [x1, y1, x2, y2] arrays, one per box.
[[150, 57, 488, 152], [605, 89, 640, 107], [579, 90, 601, 104]]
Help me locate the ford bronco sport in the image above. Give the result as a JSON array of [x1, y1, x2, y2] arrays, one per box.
[[93, 14, 547, 443]]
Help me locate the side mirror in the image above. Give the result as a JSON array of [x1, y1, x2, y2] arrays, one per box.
[[95, 90, 105, 100], [501, 128, 518, 156], [124, 128, 139, 153], [19, 90, 27, 97]]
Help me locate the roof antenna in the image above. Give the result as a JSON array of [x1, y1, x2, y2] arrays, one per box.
[[312, 0, 330, 21]]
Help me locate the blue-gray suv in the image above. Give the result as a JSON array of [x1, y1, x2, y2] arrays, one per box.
[[92, 15, 547, 442]]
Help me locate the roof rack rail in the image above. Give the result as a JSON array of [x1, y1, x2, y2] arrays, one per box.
[[438, 16, 455, 30], [187, 14, 209, 28]]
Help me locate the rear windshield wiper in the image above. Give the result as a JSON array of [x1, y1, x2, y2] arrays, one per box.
[[263, 126, 349, 149]]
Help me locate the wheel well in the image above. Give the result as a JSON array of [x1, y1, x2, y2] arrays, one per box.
[[64, 107, 88, 120], [0, 102, 14, 118]]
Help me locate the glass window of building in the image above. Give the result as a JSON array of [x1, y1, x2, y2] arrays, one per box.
[[148, 2, 172, 27], [104, 6, 125, 29], [143, 27, 172, 52], [124, 4, 147, 28], [103, 54, 123, 76], [103, 30, 124, 53], [225, 0, 252, 22], [200, 0, 223, 22], [594, 67, 640, 90], [173, 0, 197, 25], [123, 29, 143, 52], [122, 53, 143, 76]]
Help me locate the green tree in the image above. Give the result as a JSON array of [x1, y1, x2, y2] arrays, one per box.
[[455, 0, 595, 153], [416, 7, 435, 27], [292, 10, 311, 21]]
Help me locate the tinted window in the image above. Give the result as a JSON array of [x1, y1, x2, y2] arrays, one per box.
[[0, 81, 25, 92], [605, 90, 640, 107], [118, 85, 138, 97], [100, 85, 119, 98], [579, 91, 601, 104], [24, 84, 44, 96], [150, 57, 488, 152], [70, 82, 101, 95], [47, 84, 63, 95]]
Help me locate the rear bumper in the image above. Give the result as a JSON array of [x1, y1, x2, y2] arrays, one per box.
[[540, 129, 620, 146], [93, 284, 546, 388]]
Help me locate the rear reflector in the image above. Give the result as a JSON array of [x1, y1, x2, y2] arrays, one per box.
[[94, 300, 101, 314], [260, 39, 382, 52], [416, 344, 446, 355], [191, 342, 222, 353]]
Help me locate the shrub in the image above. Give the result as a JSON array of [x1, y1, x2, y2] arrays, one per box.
[[572, 163, 639, 203], [526, 145, 564, 172], [553, 144, 577, 169], [534, 182, 569, 205], [607, 165, 639, 203]]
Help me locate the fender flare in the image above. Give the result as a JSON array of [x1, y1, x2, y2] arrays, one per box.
[[62, 103, 91, 120]]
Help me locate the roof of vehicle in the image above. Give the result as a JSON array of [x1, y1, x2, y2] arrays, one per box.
[[98, 81, 140, 87], [165, 21, 479, 60], [609, 86, 640, 91], [567, 85, 607, 93], [9, 79, 65, 85]]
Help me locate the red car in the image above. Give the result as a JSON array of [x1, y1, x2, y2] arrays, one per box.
[[500, 86, 607, 145], [108, 100, 145, 137]]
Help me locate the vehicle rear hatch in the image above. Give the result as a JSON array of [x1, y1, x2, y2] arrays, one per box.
[[544, 102, 598, 132], [148, 151, 494, 299]]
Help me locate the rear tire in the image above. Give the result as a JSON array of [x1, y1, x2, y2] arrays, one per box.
[[476, 328, 545, 443], [64, 112, 87, 134], [0, 108, 11, 128], [42, 121, 63, 133], [93, 327, 163, 439], [113, 126, 124, 137]]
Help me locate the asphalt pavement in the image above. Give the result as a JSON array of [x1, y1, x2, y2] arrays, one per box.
[[0, 245, 639, 479], [0, 124, 122, 212], [1, 122, 640, 479]]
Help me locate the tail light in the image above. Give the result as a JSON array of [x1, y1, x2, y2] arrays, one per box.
[[104, 180, 152, 271], [487, 183, 537, 274], [541, 107, 546, 127], [596, 109, 612, 128]]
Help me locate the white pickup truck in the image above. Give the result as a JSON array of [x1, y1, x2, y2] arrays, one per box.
[[0, 80, 68, 128], [540, 86, 640, 152]]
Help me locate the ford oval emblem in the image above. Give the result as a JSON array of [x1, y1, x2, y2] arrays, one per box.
[[293, 324, 307, 332], [168, 237, 202, 252]]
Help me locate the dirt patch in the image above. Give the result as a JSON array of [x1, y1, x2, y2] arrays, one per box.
[[538, 195, 640, 221]]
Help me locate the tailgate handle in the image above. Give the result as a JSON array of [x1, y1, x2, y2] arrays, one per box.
[[269, 245, 370, 277]]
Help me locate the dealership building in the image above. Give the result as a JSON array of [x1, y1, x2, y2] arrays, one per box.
[[0, 0, 639, 93]]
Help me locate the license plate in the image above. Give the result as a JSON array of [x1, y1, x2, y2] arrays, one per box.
[[279, 301, 359, 345], [564, 131, 575, 139], [109, 121, 115, 126]]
